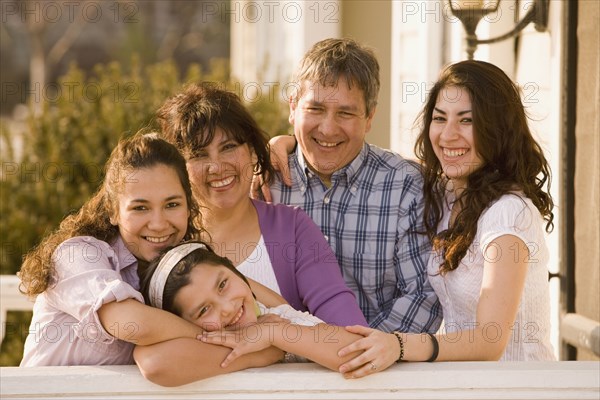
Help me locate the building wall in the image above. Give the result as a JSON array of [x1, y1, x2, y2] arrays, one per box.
[[341, 1, 392, 149], [230, 0, 340, 126], [390, 0, 444, 160], [575, 0, 600, 361], [513, 0, 562, 354], [230, 1, 393, 147]]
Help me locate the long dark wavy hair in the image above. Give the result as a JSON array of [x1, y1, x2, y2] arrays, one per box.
[[414, 60, 554, 275], [18, 133, 202, 296]]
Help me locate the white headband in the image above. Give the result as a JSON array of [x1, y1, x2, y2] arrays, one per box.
[[148, 242, 207, 309]]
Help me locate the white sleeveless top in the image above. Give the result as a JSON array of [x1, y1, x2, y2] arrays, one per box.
[[237, 235, 282, 295], [428, 193, 555, 361]]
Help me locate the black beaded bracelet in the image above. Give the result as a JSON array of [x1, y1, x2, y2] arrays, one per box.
[[392, 331, 404, 362], [426, 333, 439, 362]]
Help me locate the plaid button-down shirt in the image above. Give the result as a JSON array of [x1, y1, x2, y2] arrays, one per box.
[[269, 142, 442, 333]]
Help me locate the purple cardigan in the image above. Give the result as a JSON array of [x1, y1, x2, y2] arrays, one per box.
[[252, 199, 367, 327]]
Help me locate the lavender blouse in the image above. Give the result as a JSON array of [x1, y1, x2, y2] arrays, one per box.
[[21, 236, 142, 366]]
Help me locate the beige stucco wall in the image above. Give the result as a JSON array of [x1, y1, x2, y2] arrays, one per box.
[[575, 0, 600, 361], [341, 1, 392, 149]]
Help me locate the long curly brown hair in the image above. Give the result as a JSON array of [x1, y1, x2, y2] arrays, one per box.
[[414, 60, 554, 275], [18, 133, 202, 297]]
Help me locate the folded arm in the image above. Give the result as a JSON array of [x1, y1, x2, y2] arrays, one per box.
[[337, 234, 531, 378], [202, 321, 364, 372], [98, 299, 202, 345], [134, 338, 284, 386]]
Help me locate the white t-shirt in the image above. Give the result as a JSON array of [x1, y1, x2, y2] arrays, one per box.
[[237, 236, 282, 295], [428, 193, 555, 361]]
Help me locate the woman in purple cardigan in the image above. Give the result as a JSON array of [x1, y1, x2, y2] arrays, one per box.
[[154, 83, 366, 328]]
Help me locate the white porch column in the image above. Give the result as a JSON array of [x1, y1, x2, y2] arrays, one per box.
[[390, 1, 444, 159], [230, 1, 341, 86]]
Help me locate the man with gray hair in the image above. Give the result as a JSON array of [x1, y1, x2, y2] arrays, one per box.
[[266, 38, 441, 334]]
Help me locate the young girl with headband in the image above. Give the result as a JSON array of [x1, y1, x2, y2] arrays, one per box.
[[140, 241, 391, 373]]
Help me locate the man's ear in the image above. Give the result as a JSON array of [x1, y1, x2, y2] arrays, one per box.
[[289, 95, 297, 125], [365, 106, 377, 134]]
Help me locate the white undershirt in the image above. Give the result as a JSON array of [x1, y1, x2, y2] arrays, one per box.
[[237, 235, 281, 295]]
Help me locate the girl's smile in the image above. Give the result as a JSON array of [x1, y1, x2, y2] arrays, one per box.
[[173, 263, 258, 331]]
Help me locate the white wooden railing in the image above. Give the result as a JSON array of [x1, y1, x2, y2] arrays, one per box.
[[1, 361, 599, 399], [0, 275, 35, 342], [2, 275, 599, 399]]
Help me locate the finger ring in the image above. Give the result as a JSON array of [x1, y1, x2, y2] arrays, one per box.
[[370, 361, 377, 371]]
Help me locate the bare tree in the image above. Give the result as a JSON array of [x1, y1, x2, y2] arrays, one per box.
[[3, 0, 87, 115]]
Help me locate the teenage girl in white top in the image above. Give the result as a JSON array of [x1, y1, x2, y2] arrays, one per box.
[[335, 60, 555, 378]]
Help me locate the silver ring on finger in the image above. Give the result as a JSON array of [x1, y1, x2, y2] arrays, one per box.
[[370, 361, 377, 371]]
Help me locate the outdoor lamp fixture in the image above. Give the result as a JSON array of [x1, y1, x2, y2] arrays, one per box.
[[448, 0, 549, 59]]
